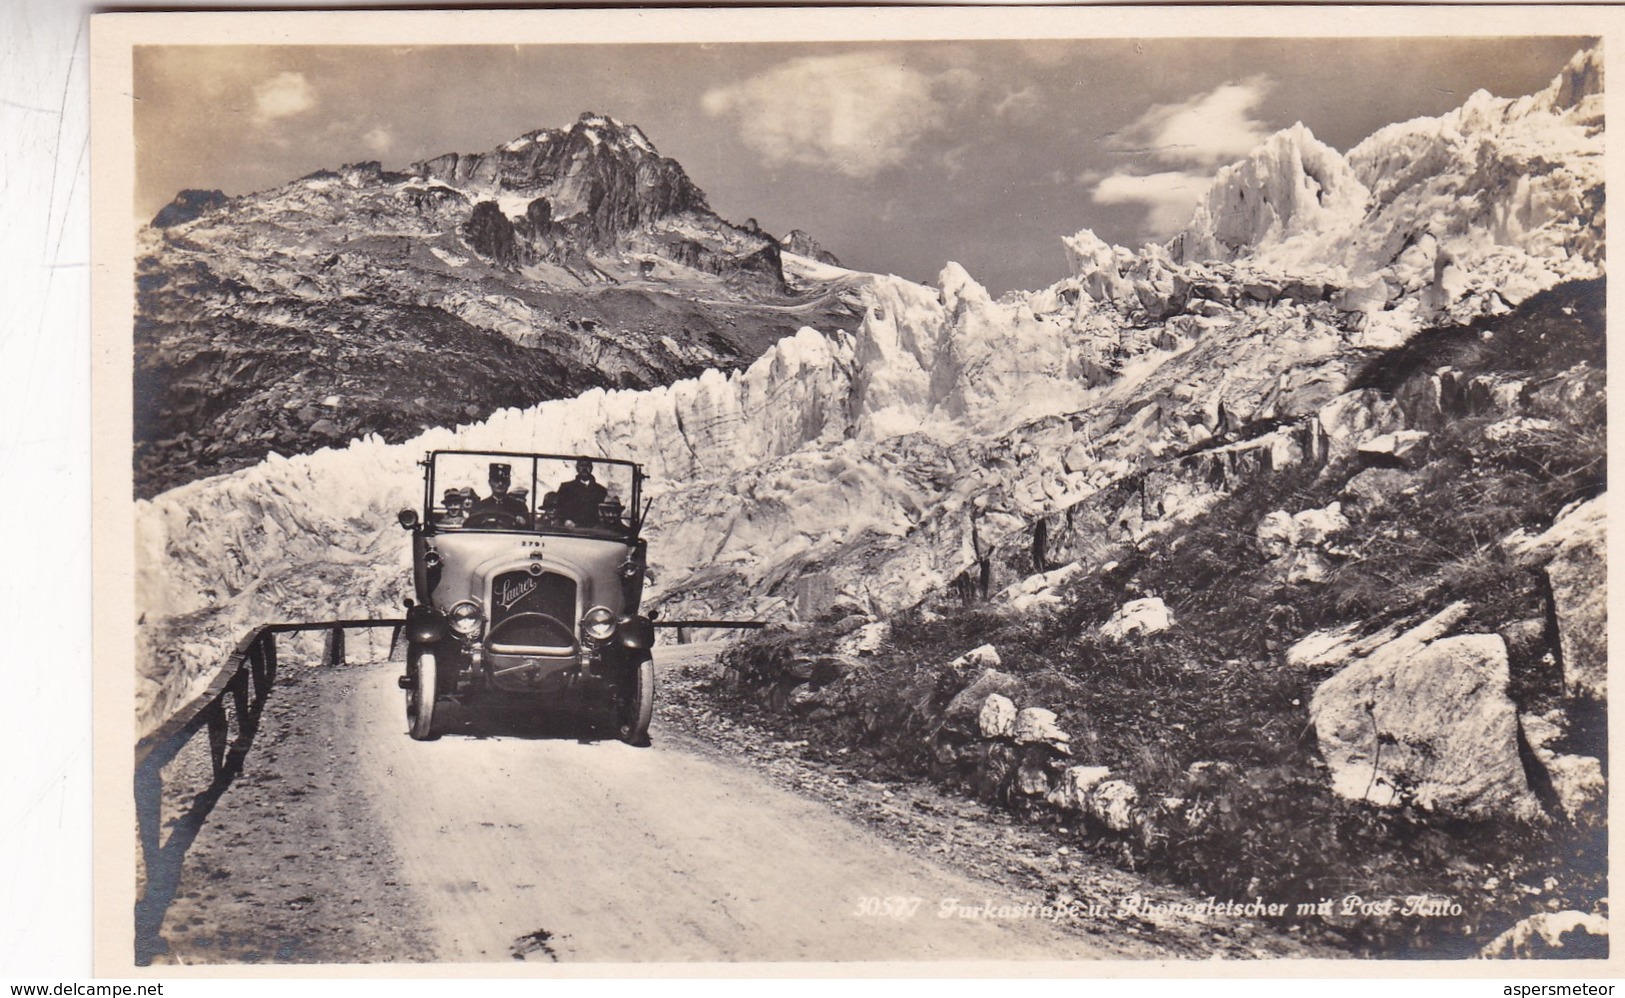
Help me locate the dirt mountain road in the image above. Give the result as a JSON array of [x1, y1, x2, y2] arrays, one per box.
[[150, 641, 1320, 965], [337, 643, 1127, 962]]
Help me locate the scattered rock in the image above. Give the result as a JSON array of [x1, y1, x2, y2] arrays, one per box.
[[948, 644, 1002, 672], [1287, 623, 1366, 671], [1046, 766, 1112, 812], [1310, 616, 1539, 820], [1357, 430, 1431, 469], [1087, 779, 1141, 832], [1483, 416, 1557, 444], [1183, 760, 1239, 792], [1520, 712, 1605, 823], [1341, 467, 1419, 513], [977, 694, 1018, 739], [1480, 911, 1609, 959], [1099, 597, 1173, 640], [834, 621, 890, 657], [1013, 708, 1071, 751], [1501, 497, 1605, 569], [1256, 503, 1349, 583], [1256, 511, 1296, 559], [942, 669, 1021, 729], [1293, 502, 1348, 546], [1315, 390, 1404, 465], [1015, 763, 1053, 797]]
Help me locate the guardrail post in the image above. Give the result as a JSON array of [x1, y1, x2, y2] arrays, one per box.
[[134, 763, 161, 874], [324, 625, 346, 667], [205, 702, 228, 778], [249, 636, 269, 701], [230, 670, 250, 742], [263, 633, 278, 686]]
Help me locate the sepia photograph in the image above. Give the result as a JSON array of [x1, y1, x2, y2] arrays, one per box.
[[89, 5, 1613, 974]]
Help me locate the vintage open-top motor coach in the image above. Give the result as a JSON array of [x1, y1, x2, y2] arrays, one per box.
[[396, 450, 655, 743]]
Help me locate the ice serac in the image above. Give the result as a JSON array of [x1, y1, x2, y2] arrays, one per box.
[[1070, 45, 1603, 336], [1171, 122, 1371, 274]]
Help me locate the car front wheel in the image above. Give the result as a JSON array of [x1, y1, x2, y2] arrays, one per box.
[[406, 645, 438, 741], [616, 655, 654, 747]]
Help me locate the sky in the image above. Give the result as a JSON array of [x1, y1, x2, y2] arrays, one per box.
[[133, 37, 1590, 295]]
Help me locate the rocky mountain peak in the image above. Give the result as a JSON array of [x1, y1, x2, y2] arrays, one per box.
[[150, 188, 230, 228], [410, 113, 709, 233], [780, 229, 842, 267]]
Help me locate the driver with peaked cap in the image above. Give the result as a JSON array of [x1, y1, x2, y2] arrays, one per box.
[[468, 462, 529, 522]]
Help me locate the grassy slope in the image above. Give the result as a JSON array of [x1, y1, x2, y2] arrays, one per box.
[[714, 279, 1607, 957]]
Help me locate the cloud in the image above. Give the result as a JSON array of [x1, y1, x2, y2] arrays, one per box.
[[701, 52, 968, 178], [992, 86, 1042, 123], [362, 126, 394, 154], [1086, 76, 1276, 239], [253, 71, 315, 122], [1108, 75, 1275, 166], [1090, 170, 1212, 238]]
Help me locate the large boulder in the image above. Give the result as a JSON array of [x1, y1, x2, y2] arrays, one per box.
[[1546, 504, 1606, 700], [1497, 497, 1606, 699], [1310, 616, 1539, 819]]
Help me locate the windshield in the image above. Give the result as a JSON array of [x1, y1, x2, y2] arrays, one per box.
[[427, 452, 640, 538]]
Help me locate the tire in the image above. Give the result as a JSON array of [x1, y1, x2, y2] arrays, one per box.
[[616, 656, 655, 746], [407, 646, 438, 741]]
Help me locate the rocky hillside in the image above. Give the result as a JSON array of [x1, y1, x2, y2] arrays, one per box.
[[717, 276, 1606, 956], [135, 113, 858, 497]]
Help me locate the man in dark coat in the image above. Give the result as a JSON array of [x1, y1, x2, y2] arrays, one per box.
[[556, 458, 608, 526]]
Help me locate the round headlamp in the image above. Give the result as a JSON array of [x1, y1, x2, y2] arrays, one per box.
[[581, 605, 618, 642], [449, 600, 483, 637]]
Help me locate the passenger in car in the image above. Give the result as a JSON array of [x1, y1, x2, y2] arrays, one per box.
[[556, 458, 608, 526], [439, 488, 467, 527], [508, 485, 532, 528]]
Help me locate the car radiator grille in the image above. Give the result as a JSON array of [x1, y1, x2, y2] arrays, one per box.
[[491, 570, 576, 625], [486, 570, 578, 651]]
